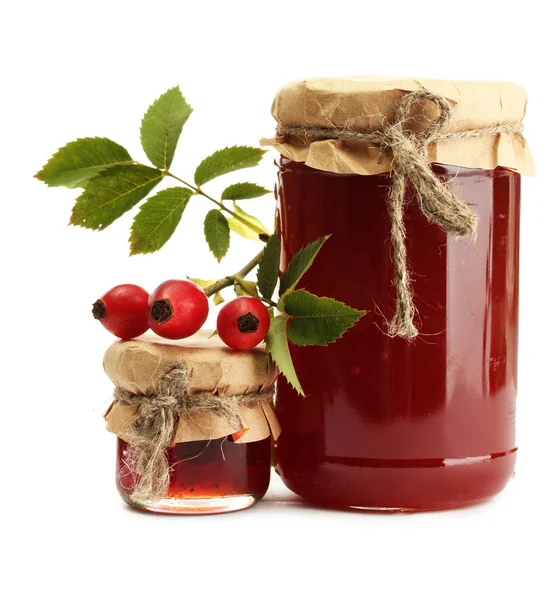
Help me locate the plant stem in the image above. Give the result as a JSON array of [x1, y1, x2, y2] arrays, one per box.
[[167, 172, 273, 304], [167, 172, 198, 194], [203, 250, 264, 297], [167, 172, 266, 237]]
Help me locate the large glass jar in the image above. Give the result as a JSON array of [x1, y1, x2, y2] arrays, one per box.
[[275, 157, 521, 510]]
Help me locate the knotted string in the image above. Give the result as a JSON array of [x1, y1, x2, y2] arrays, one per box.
[[115, 364, 272, 503], [276, 90, 523, 339]]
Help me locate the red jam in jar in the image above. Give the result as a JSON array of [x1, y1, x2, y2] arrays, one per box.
[[275, 157, 520, 510], [117, 436, 271, 514], [104, 333, 277, 515]]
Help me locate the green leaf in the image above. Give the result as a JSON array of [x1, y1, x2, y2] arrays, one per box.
[[279, 236, 329, 296], [226, 201, 270, 241], [257, 232, 281, 300], [221, 182, 271, 201], [70, 165, 164, 230], [234, 279, 258, 297], [188, 278, 217, 289], [213, 291, 225, 306], [129, 187, 192, 255], [194, 146, 266, 186], [282, 290, 366, 346], [140, 86, 193, 170], [266, 315, 304, 396], [204, 209, 230, 262], [35, 137, 133, 188]]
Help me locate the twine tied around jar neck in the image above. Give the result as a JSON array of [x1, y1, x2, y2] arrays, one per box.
[[114, 365, 272, 504], [276, 90, 524, 339]]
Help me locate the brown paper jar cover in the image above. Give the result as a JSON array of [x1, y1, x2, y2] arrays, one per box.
[[103, 332, 280, 445], [261, 77, 534, 176]]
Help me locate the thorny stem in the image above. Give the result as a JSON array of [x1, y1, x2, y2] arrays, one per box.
[[203, 249, 264, 298], [167, 172, 267, 238]]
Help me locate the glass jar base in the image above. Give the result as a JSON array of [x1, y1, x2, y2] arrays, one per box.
[[346, 499, 491, 513], [116, 436, 271, 515], [277, 450, 516, 512], [122, 493, 262, 515]]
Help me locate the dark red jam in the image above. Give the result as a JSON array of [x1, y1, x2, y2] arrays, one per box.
[[275, 157, 520, 510], [117, 436, 271, 513]]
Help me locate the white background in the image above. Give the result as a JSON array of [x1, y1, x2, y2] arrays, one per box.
[[2, 1, 558, 598]]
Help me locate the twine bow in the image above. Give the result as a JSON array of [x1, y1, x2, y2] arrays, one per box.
[[276, 90, 523, 339], [116, 365, 271, 503]]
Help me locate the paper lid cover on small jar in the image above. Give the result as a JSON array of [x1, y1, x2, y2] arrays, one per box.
[[262, 76, 534, 176], [103, 332, 280, 444]]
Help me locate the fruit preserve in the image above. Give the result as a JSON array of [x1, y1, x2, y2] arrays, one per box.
[[103, 333, 278, 515], [275, 157, 520, 510], [117, 436, 271, 514]]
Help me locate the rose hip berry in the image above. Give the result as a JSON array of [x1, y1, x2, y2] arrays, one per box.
[[92, 284, 150, 339], [148, 279, 209, 339], [217, 297, 270, 350]]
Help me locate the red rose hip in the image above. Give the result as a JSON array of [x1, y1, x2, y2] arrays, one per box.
[[92, 284, 150, 339], [217, 297, 270, 350], [148, 279, 209, 339]]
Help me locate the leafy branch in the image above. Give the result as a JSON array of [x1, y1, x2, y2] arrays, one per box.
[[194, 234, 366, 394], [167, 172, 270, 253], [35, 86, 271, 258], [36, 85, 366, 395]]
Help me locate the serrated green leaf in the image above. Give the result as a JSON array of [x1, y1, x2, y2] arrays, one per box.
[[35, 137, 134, 188], [204, 209, 230, 262], [279, 236, 330, 296], [282, 290, 366, 346], [213, 291, 225, 306], [70, 165, 164, 230], [140, 86, 193, 170], [226, 201, 270, 241], [266, 315, 304, 396], [221, 182, 271, 201], [257, 233, 281, 300], [194, 146, 266, 186], [129, 187, 192, 255], [234, 279, 258, 297]]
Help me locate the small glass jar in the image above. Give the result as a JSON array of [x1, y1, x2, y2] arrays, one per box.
[[264, 77, 533, 511], [104, 333, 278, 514]]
